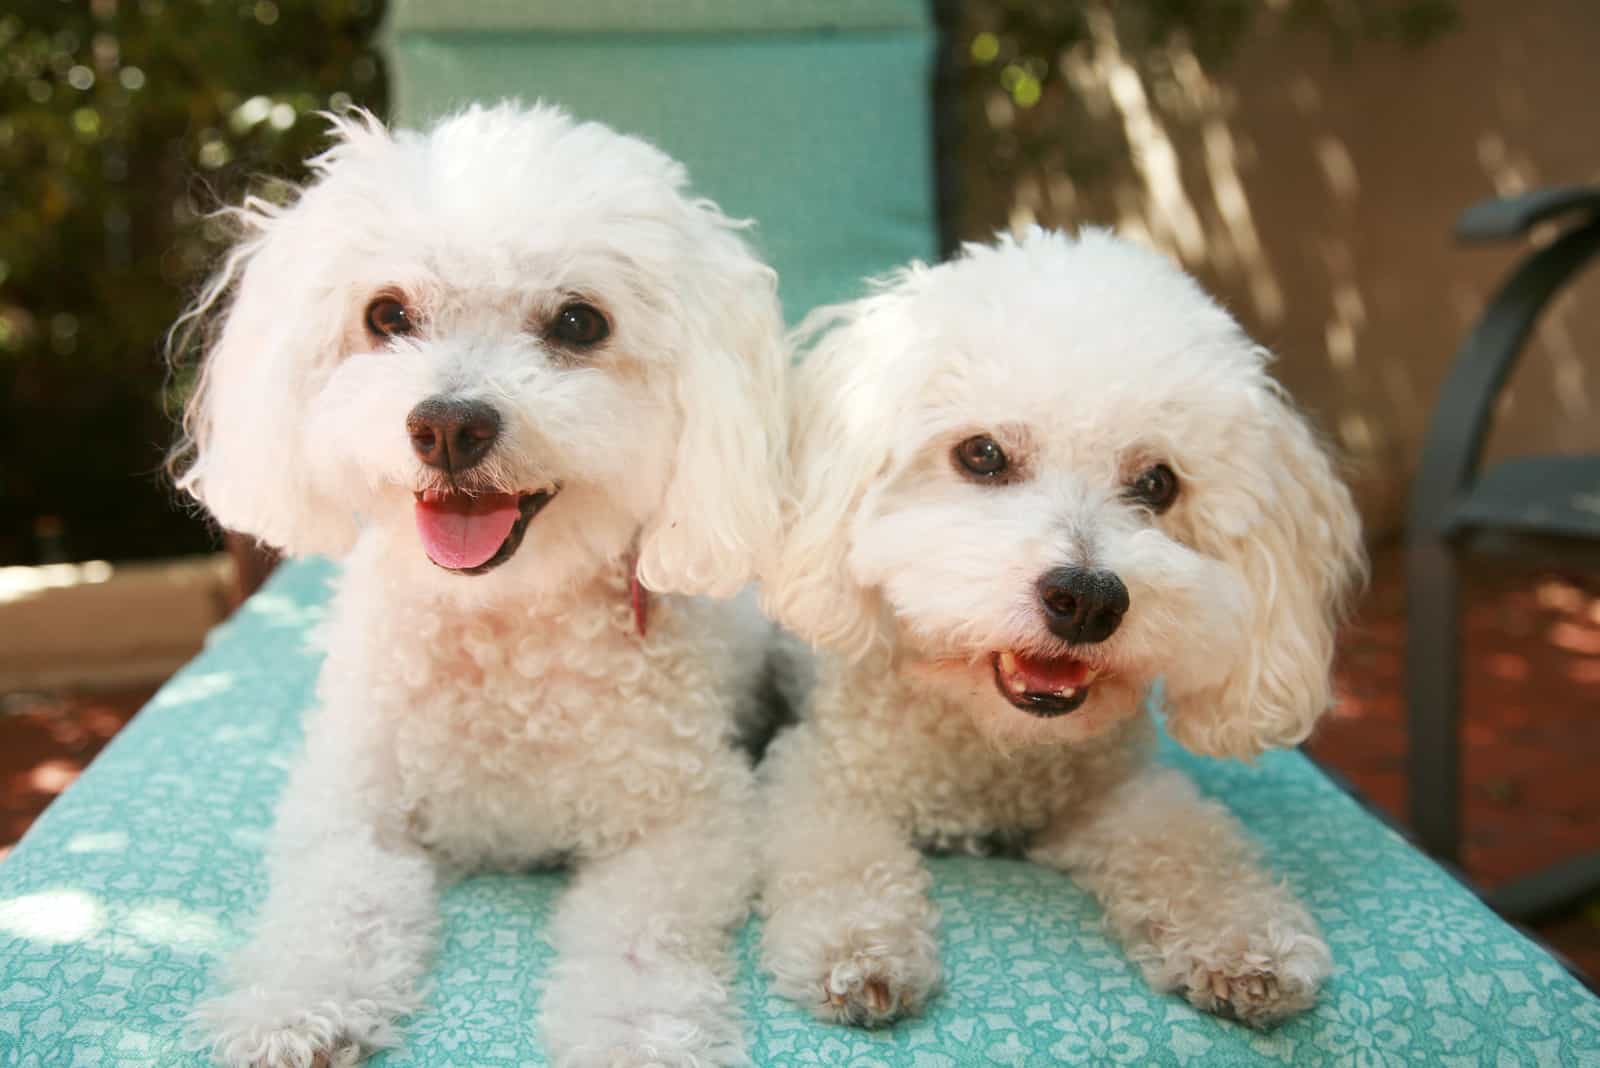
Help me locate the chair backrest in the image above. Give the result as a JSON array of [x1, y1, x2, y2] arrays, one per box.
[[379, 0, 940, 324]]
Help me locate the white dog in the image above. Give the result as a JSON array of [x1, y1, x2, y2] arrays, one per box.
[[172, 103, 786, 1067], [758, 228, 1365, 1029]]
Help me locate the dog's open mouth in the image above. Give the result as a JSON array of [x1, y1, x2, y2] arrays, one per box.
[[991, 651, 1100, 717], [412, 488, 556, 575]]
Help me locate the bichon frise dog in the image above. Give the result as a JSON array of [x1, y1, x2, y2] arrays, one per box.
[[172, 103, 786, 1067], [758, 228, 1364, 1029]]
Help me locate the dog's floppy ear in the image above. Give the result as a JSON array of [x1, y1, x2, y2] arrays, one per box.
[[634, 203, 787, 599], [170, 112, 386, 558], [1165, 370, 1366, 759], [761, 286, 913, 652]]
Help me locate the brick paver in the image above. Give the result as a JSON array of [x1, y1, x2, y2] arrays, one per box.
[[1312, 546, 1600, 981]]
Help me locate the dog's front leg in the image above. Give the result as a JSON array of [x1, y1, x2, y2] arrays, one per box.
[[539, 788, 756, 1068], [194, 714, 439, 1068], [757, 729, 941, 1028], [1028, 765, 1330, 1026]]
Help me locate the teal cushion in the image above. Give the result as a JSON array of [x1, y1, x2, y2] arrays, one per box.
[[2, 558, 1596, 1065], [379, 3, 939, 324]]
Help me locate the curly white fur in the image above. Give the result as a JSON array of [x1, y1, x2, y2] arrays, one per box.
[[174, 103, 786, 1067], [759, 228, 1364, 1029]]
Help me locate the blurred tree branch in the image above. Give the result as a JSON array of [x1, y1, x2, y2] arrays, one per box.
[[0, 0, 386, 563], [942, 0, 1459, 241]]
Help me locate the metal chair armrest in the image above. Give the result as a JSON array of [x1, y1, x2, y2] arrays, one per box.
[[1408, 213, 1600, 539], [1455, 185, 1600, 242]]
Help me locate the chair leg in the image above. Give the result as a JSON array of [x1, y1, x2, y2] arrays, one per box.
[[1407, 540, 1463, 863]]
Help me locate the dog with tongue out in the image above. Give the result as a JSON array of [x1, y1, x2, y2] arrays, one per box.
[[756, 229, 1366, 1031], [171, 103, 786, 1068]]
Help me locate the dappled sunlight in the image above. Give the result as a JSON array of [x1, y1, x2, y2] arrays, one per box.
[[1485, 652, 1529, 682], [1314, 135, 1361, 204], [125, 899, 226, 951], [1568, 660, 1600, 686], [0, 885, 231, 960], [228, 826, 269, 850], [1337, 411, 1375, 453], [1476, 131, 1534, 197], [1199, 116, 1285, 325], [1536, 579, 1588, 613], [1326, 693, 1369, 721], [0, 560, 114, 606], [1548, 621, 1600, 656], [0, 889, 104, 944], [211, 721, 277, 744], [238, 591, 326, 630], [1324, 286, 1361, 371], [27, 759, 79, 795], [66, 831, 130, 854], [150, 671, 236, 709], [1085, 9, 1207, 263], [1029, 8, 1293, 331]]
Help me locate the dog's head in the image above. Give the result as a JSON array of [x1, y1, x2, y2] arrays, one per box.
[[172, 103, 784, 601], [768, 228, 1364, 757]]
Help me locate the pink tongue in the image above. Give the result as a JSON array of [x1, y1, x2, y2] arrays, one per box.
[[1012, 652, 1093, 690], [414, 493, 521, 570]]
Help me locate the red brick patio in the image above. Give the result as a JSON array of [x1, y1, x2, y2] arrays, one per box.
[[3, 547, 1597, 981], [1309, 545, 1600, 981]]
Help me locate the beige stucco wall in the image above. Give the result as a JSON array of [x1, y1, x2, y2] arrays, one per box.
[[955, 0, 1600, 539]]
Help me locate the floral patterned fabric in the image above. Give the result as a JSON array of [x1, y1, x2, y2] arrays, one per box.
[[1, 559, 1596, 1066]]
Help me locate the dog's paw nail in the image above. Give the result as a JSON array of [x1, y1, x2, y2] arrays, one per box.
[[862, 978, 893, 1016], [306, 1043, 361, 1068], [823, 974, 900, 1026], [817, 955, 931, 1028], [1189, 964, 1312, 1027]]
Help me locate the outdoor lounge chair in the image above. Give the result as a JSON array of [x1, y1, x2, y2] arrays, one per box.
[[1407, 185, 1600, 922], [2, 3, 1596, 1064]]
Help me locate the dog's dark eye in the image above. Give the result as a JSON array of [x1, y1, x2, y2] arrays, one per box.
[[1128, 463, 1180, 512], [548, 302, 610, 348], [365, 297, 414, 340], [954, 435, 1009, 480]]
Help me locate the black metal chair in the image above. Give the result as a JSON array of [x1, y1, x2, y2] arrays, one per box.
[[1407, 185, 1600, 921]]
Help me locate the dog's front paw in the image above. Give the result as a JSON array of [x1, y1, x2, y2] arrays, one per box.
[[1167, 931, 1330, 1027], [765, 917, 941, 1029], [815, 943, 939, 1028], [200, 1012, 364, 1068], [192, 987, 399, 1068]]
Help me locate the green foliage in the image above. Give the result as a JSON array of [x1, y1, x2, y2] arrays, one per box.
[[959, 0, 1459, 108], [0, 0, 385, 564]]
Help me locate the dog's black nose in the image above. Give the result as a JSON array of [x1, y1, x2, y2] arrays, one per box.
[[1037, 566, 1129, 644], [406, 397, 500, 473]]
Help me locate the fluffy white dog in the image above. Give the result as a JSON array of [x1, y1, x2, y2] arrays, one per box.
[[173, 103, 786, 1067], [758, 228, 1365, 1029]]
